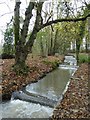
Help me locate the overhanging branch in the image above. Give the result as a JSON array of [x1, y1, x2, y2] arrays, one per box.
[[42, 14, 90, 28]]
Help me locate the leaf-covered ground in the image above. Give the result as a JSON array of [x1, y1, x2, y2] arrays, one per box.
[[52, 63, 90, 119], [0, 55, 63, 100]]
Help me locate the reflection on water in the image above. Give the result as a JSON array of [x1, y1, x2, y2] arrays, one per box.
[[1, 61, 77, 119], [1, 100, 53, 118], [26, 67, 76, 101]]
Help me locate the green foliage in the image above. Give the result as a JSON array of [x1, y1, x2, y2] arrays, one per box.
[[3, 25, 14, 55], [33, 22, 74, 56], [32, 27, 51, 56], [53, 22, 73, 54], [43, 59, 60, 69], [0, 45, 2, 54], [79, 54, 90, 63], [76, 21, 86, 64]]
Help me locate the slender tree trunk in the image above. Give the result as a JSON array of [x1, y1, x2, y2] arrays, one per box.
[[53, 29, 59, 55], [76, 50, 79, 65], [49, 27, 53, 55], [76, 39, 80, 65], [50, 34, 53, 55], [85, 37, 88, 53]]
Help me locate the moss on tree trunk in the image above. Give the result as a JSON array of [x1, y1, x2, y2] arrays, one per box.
[[13, 51, 29, 75]]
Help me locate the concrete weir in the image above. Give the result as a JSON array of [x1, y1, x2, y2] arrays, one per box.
[[12, 90, 57, 108]]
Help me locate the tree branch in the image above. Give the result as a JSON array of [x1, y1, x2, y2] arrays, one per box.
[[23, 1, 90, 54], [0, 2, 11, 11], [0, 11, 14, 18], [20, 2, 35, 44], [25, 2, 44, 52], [42, 13, 90, 29]]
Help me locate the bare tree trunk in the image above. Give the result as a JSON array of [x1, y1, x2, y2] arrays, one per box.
[[85, 37, 88, 53], [76, 39, 80, 65], [53, 29, 59, 55]]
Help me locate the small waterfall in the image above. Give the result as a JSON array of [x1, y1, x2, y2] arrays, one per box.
[[1, 55, 78, 118], [11, 90, 57, 108], [2, 100, 53, 118], [59, 55, 78, 76], [64, 55, 77, 66]]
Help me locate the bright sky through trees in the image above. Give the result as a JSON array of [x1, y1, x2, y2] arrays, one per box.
[[0, 0, 89, 44]]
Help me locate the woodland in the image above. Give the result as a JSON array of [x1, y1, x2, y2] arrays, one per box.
[[0, 0, 90, 118]]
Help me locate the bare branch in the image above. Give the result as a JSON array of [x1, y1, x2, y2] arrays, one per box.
[[42, 13, 90, 29], [47, 15, 52, 22], [0, 2, 11, 11], [7, 16, 13, 26], [0, 11, 14, 18]]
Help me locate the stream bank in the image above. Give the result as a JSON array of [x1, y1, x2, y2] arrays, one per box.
[[1, 55, 77, 119], [1, 55, 89, 119], [51, 63, 90, 119], [1, 55, 64, 101]]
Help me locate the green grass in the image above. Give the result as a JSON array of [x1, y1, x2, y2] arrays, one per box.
[[0, 47, 2, 54], [43, 59, 60, 69], [79, 53, 90, 63]]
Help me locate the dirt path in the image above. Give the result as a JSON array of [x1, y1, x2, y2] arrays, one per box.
[[52, 63, 90, 119]]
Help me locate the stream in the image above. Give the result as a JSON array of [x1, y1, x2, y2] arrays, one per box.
[[1, 56, 78, 119]]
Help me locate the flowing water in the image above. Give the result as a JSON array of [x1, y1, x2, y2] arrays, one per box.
[[26, 67, 76, 101], [1, 100, 53, 118], [1, 56, 78, 119]]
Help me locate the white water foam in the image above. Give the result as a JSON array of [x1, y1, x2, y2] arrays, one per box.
[[2, 99, 53, 118]]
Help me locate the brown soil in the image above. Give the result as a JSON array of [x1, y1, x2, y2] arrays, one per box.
[[0, 55, 64, 100], [52, 63, 90, 119]]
